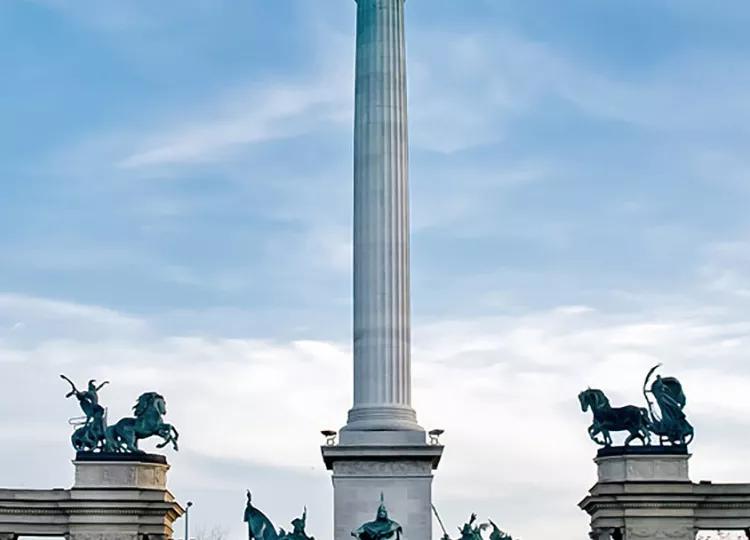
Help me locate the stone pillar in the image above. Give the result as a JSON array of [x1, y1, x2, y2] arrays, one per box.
[[322, 2, 443, 540], [347, 0, 419, 433], [580, 448, 696, 540]]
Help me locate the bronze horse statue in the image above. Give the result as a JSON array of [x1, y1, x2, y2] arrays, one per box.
[[105, 392, 179, 453], [578, 388, 652, 446]]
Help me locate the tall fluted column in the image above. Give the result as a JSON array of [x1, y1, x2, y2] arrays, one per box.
[[322, 3, 442, 539], [346, 0, 420, 432]]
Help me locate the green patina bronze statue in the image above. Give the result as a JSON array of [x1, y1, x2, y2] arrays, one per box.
[[457, 514, 485, 540], [62, 375, 179, 454], [62, 375, 109, 452], [644, 365, 694, 446], [432, 510, 514, 540], [352, 494, 403, 540], [105, 392, 179, 453], [579, 364, 694, 448], [487, 520, 513, 540], [244, 491, 314, 540]]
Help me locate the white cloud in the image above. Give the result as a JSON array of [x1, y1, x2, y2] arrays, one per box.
[[3, 294, 750, 540]]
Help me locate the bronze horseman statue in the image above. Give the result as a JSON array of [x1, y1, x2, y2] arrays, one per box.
[[579, 364, 694, 447]]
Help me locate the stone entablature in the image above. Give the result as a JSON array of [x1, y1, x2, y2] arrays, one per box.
[[580, 450, 750, 540], [0, 455, 183, 540]]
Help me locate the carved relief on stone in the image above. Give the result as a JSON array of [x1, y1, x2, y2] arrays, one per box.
[[70, 533, 139, 540], [333, 460, 432, 477], [626, 526, 694, 540], [102, 465, 137, 485]]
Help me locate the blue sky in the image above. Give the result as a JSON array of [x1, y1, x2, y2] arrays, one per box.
[[2, 1, 750, 540]]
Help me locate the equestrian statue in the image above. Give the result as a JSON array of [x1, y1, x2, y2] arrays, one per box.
[[579, 364, 694, 447]]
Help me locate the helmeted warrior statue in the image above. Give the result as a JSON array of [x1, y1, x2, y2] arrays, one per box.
[[351, 494, 403, 540], [283, 508, 314, 540]]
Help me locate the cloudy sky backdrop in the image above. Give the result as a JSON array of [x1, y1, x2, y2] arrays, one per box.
[[2, 1, 750, 539]]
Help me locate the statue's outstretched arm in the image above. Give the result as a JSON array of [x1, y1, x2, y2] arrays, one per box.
[[96, 381, 110, 391], [60, 374, 78, 397]]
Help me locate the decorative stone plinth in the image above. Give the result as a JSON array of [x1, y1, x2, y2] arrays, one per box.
[[0, 454, 182, 540], [74, 452, 169, 490], [581, 447, 750, 540], [595, 446, 690, 483], [323, 441, 443, 540]]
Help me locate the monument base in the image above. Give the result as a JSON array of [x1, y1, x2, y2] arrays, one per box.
[[581, 447, 750, 540], [595, 446, 690, 483], [74, 452, 170, 490], [0, 454, 182, 540], [322, 439, 443, 540]]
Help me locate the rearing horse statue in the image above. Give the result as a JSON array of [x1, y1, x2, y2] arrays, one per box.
[[578, 388, 651, 446], [105, 392, 179, 453]]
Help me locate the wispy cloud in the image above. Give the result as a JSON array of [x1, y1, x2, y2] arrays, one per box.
[[119, 74, 352, 168]]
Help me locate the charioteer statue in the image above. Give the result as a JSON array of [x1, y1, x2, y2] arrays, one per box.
[[578, 364, 694, 448], [61, 375, 179, 454], [61, 375, 109, 452]]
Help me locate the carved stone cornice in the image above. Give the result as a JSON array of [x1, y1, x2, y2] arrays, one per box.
[[332, 459, 433, 477]]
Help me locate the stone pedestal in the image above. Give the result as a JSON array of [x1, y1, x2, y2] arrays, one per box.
[[323, 441, 442, 540], [74, 453, 169, 490], [580, 447, 750, 540], [0, 453, 183, 540], [595, 447, 690, 483], [69, 453, 180, 540]]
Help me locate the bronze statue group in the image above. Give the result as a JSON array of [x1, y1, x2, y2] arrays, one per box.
[[61, 375, 179, 454], [244, 492, 513, 540], [578, 364, 694, 448], [63, 363, 695, 540]]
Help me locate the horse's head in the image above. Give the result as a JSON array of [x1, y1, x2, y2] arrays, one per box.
[[579, 388, 608, 411], [578, 390, 591, 412], [133, 392, 166, 418], [579, 388, 609, 413]]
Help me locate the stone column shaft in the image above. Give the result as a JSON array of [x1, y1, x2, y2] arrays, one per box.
[[348, 0, 419, 432]]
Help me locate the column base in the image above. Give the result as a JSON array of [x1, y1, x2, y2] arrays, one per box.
[[344, 405, 422, 433], [322, 443, 443, 540]]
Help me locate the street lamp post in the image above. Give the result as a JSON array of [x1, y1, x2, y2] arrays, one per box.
[[184, 501, 193, 540]]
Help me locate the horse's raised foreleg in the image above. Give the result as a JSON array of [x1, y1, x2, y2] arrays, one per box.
[[156, 424, 179, 451]]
